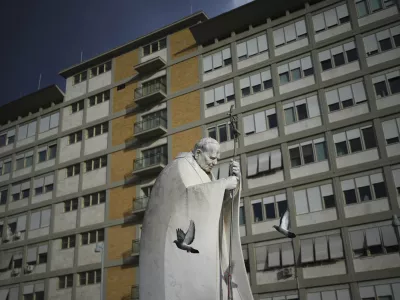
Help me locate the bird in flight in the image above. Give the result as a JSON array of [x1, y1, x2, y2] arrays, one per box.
[[273, 210, 296, 239], [173, 220, 199, 254]]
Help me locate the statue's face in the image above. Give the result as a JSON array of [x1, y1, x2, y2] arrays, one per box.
[[195, 143, 220, 173]]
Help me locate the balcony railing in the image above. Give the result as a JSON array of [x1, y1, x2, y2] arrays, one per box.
[[133, 153, 167, 171], [131, 285, 139, 300], [134, 116, 167, 134], [134, 82, 166, 99], [132, 239, 140, 255], [132, 196, 149, 212]]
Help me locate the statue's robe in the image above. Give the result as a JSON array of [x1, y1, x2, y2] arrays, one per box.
[[139, 152, 253, 300]]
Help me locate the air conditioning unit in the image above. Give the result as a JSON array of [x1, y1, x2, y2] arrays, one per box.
[[14, 232, 21, 240], [25, 265, 34, 273], [282, 268, 293, 278], [11, 268, 20, 276]]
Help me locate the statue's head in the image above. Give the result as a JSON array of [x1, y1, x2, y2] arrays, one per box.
[[192, 138, 220, 173]]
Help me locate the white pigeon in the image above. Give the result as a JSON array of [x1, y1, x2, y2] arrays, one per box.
[[273, 210, 296, 238]]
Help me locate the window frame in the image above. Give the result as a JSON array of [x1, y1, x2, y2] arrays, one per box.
[[0, 128, 16, 147], [64, 198, 78, 212], [68, 131, 82, 145], [243, 107, 278, 136], [251, 193, 288, 223], [333, 125, 377, 157], [236, 32, 269, 61], [325, 80, 368, 113], [81, 230, 104, 246], [82, 191, 106, 208], [70, 100, 84, 114], [86, 122, 108, 139], [278, 56, 314, 86], [240, 69, 273, 98], [90, 61, 112, 78], [61, 235, 76, 249], [73, 71, 87, 85], [207, 121, 234, 144], [356, 0, 395, 18], [204, 82, 235, 109], [294, 182, 336, 215], [15, 150, 34, 171], [58, 274, 74, 289], [11, 180, 31, 201], [382, 116, 400, 145], [273, 18, 308, 48], [202, 47, 232, 74], [37, 143, 57, 163], [84, 156, 107, 172], [312, 3, 350, 34], [363, 25, 400, 57], [66, 164, 80, 178], [88, 90, 110, 107], [142, 38, 167, 56], [319, 41, 359, 72], [289, 137, 328, 168], [372, 69, 400, 99]]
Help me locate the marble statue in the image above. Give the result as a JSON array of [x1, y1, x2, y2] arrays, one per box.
[[139, 137, 254, 300]]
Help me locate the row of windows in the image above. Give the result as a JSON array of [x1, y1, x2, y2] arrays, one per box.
[[73, 61, 111, 85], [68, 122, 108, 145], [58, 269, 101, 289], [63, 191, 106, 213]]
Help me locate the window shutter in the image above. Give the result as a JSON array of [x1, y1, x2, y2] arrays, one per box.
[[321, 291, 336, 300], [370, 173, 383, 184], [222, 48, 231, 60], [363, 34, 378, 54], [18, 125, 28, 140], [23, 285, 34, 295], [247, 38, 258, 56], [255, 245, 267, 270], [257, 34, 268, 52], [307, 95, 320, 118], [333, 132, 346, 143], [346, 128, 360, 140], [35, 283, 45, 292], [273, 28, 285, 46], [204, 90, 215, 105], [250, 73, 261, 87], [40, 209, 51, 228], [258, 152, 270, 172], [350, 230, 364, 250], [376, 285, 392, 297], [214, 86, 225, 102], [324, 8, 338, 27], [224, 83, 234, 97], [318, 50, 331, 62], [381, 225, 397, 247], [30, 211, 41, 230], [329, 234, 344, 258], [289, 60, 301, 70], [307, 293, 321, 300], [49, 112, 59, 129], [295, 20, 307, 36], [27, 121, 37, 137], [301, 239, 314, 263], [338, 85, 353, 101], [236, 42, 247, 58], [281, 242, 294, 266], [39, 116, 50, 133], [203, 56, 212, 72], [254, 111, 266, 133], [270, 150, 282, 169], [7, 129, 15, 137], [9, 288, 18, 300], [284, 23, 296, 42], [336, 4, 349, 19], [301, 56, 312, 70], [387, 70, 400, 80], [376, 29, 390, 41], [268, 244, 280, 267], [366, 228, 381, 246], [331, 45, 343, 55], [359, 287, 375, 299], [45, 174, 54, 185], [11, 184, 21, 194], [265, 108, 276, 116], [38, 244, 48, 254], [355, 176, 370, 188], [294, 189, 308, 214], [34, 177, 44, 188], [393, 169, 400, 187], [312, 13, 325, 32], [336, 289, 351, 300], [307, 187, 322, 212], [315, 236, 328, 261], [390, 25, 400, 37], [321, 184, 333, 197], [352, 82, 367, 103], [382, 120, 398, 140], [219, 163, 230, 179], [240, 77, 250, 89], [243, 115, 255, 134], [344, 41, 356, 51], [16, 215, 26, 232], [247, 155, 258, 176], [372, 74, 386, 84], [277, 64, 289, 75], [16, 153, 25, 160], [212, 52, 222, 68], [27, 247, 37, 262], [0, 290, 9, 300], [325, 89, 340, 105], [341, 179, 355, 191], [21, 181, 30, 191]]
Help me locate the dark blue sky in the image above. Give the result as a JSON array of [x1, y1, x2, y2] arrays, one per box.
[[0, 0, 249, 106]]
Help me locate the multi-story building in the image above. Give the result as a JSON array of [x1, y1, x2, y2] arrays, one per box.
[[0, 0, 400, 299]]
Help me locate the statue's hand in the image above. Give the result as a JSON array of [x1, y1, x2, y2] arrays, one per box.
[[230, 160, 241, 179], [225, 176, 239, 190]]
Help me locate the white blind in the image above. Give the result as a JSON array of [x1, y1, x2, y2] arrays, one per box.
[[258, 152, 270, 172], [237, 42, 247, 58], [307, 96, 320, 118], [341, 179, 355, 191], [344, 41, 356, 51], [352, 82, 367, 103], [284, 23, 296, 42], [312, 13, 325, 32], [49, 112, 59, 128], [39, 116, 50, 133], [203, 56, 212, 72], [324, 9, 338, 27], [247, 38, 258, 56], [261, 70, 271, 81], [294, 189, 308, 214], [214, 86, 224, 101], [382, 120, 398, 139], [338, 85, 352, 101], [204, 90, 214, 105], [319, 50, 331, 62], [27, 121, 37, 137], [325, 90, 339, 105], [376, 29, 390, 41], [270, 150, 282, 169], [240, 77, 250, 89], [295, 20, 307, 36], [307, 187, 323, 212], [321, 184, 333, 197], [257, 34, 268, 52], [333, 132, 346, 143], [273, 28, 285, 46], [250, 73, 261, 87], [254, 111, 266, 133], [224, 83, 234, 97], [243, 115, 255, 134], [17, 125, 28, 140], [336, 4, 349, 19], [315, 236, 328, 260], [363, 34, 378, 54], [346, 128, 360, 139], [222, 48, 231, 59], [247, 155, 258, 176], [212, 52, 222, 68]]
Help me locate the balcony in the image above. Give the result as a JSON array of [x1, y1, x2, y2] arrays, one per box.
[[132, 239, 140, 256], [131, 285, 139, 300], [132, 153, 167, 176], [132, 196, 148, 215], [134, 83, 166, 106], [134, 56, 166, 74], [134, 116, 167, 139]]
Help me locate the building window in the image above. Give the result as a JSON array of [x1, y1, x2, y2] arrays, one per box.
[[15, 150, 33, 170], [79, 269, 101, 286], [70, 100, 84, 113], [239, 205, 246, 226], [289, 137, 327, 168], [294, 183, 335, 215], [73, 71, 87, 85], [29, 208, 51, 230], [300, 234, 344, 265], [236, 33, 268, 61], [312, 4, 350, 33], [143, 38, 166, 56], [247, 149, 283, 178], [341, 172, 387, 205], [17, 120, 37, 141], [382, 117, 400, 145], [273, 19, 307, 47], [87, 122, 108, 138], [356, 0, 395, 18], [39, 112, 59, 133], [333, 125, 377, 157], [66, 164, 80, 177], [393, 168, 400, 196], [83, 191, 106, 208], [37, 143, 57, 163], [283, 95, 320, 125], [207, 122, 234, 144], [68, 131, 82, 145], [350, 224, 398, 257], [11, 180, 30, 201], [59, 274, 74, 289], [359, 280, 399, 300], [0, 188, 7, 205], [0, 128, 15, 147], [117, 83, 125, 90], [89, 90, 110, 107], [0, 157, 11, 175], [363, 25, 400, 56], [64, 198, 78, 212], [255, 242, 294, 271], [325, 81, 367, 112], [85, 156, 107, 172], [251, 193, 287, 223], [203, 47, 232, 73], [33, 173, 54, 196], [319, 41, 358, 71], [61, 236, 76, 249], [81, 230, 104, 245], [240, 69, 272, 97], [90, 61, 111, 78], [243, 107, 277, 136], [278, 56, 313, 85], [372, 70, 400, 99], [204, 82, 235, 108]]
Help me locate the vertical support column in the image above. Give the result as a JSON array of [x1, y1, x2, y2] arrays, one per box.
[[373, 118, 388, 161], [383, 166, 400, 211]]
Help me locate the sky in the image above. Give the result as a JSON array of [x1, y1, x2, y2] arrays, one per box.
[[0, 0, 251, 106]]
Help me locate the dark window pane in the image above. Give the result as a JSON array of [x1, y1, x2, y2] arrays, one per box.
[[374, 81, 389, 98], [291, 68, 301, 81], [359, 186, 372, 201], [252, 202, 263, 222], [323, 195, 336, 208], [277, 200, 287, 218], [239, 206, 246, 225], [263, 79, 272, 90], [321, 59, 332, 71], [224, 58, 232, 66], [218, 125, 228, 143], [285, 108, 295, 125], [89, 232, 96, 244], [289, 147, 301, 167], [304, 68, 314, 76], [82, 234, 88, 245], [389, 77, 400, 95], [296, 104, 308, 120], [346, 49, 358, 62], [315, 142, 327, 161], [80, 273, 86, 285], [362, 127, 377, 149], [38, 253, 47, 264], [22, 189, 30, 199], [38, 151, 46, 162], [342, 99, 354, 108], [70, 236, 76, 248], [344, 189, 357, 204], [356, 1, 368, 17], [98, 230, 104, 242], [349, 138, 362, 153], [159, 39, 166, 49], [88, 271, 95, 284], [242, 87, 251, 97], [373, 182, 387, 198], [49, 145, 57, 160], [329, 103, 340, 112], [370, 0, 383, 11], [302, 144, 315, 164], [394, 34, 400, 47], [143, 45, 150, 56], [252, 84, 262, 93], [336, 141, 348, 156], [387, 137, 400, 144], [280, 72, 290, 84], [265, 203, 276, 219], [333, 53, 345, 67], [267, 114, 278, 129], [339, 16, 350, 24], [379, 38, 393, 51]]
